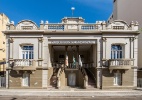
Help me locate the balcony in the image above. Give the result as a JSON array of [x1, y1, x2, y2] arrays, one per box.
[[108, 59, 134, 70], [12, 59, 36, 70], [52, 62, 94, 70]]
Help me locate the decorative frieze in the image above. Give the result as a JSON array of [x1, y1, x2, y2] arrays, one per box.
[[49, 40, 96, 44]]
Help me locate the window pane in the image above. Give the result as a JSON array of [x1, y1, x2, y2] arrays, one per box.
[[22, 46, 33, 59], [111, 45, 123, 59]]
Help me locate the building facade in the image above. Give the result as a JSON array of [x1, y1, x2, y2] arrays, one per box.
[[108, 0, 142, 87], [0, 13, 9, 87], [3, 17, 139, 89]]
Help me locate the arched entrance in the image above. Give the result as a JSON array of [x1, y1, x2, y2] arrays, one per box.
[[68, 73, 76, 86]]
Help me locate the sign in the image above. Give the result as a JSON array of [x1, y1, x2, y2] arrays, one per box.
[[49, 40, 96, 44]]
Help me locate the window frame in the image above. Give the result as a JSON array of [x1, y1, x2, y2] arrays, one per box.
[[114, 72, 121, 86], [111, 44, 125, 59], [19, 45, 34, 59], [22, 72, 30, 87]]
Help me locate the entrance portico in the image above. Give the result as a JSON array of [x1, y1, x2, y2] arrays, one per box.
[[47, 39, 99, 89]]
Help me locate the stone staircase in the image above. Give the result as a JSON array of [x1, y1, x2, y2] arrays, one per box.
[[85, 68, 96, 88], [49, 68, 59, 88]]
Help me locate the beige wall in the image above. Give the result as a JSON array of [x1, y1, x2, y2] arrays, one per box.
[[0, 13, 9, 60], [102, 69, 135, 89], [9, 70, 42, 89]]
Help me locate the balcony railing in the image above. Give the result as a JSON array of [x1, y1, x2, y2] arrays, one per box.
[[52, 62, 94, 69], [44, 24, 99, 31], [11, 59, 36, 71], [108, 59, 134, 69], [14, 59, 36, 67]]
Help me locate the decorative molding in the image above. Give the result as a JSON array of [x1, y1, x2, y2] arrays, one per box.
[[102, 37, 107, 42], [129, 37, 135, 42], [38, 38, 43, 42], [9, 38, 14, 43], [19, 43, 33, 46], [49, 40, 96, 44]]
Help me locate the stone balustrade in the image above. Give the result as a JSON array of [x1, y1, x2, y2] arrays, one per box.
[[52, 62, 94, 69], [14, 59, 36, 67], [108, 59, 134, 69]]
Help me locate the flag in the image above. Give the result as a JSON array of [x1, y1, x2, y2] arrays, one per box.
[[73, 55, 76, 67], [79, 55, 82, 67], [65, 52, 68, 67]]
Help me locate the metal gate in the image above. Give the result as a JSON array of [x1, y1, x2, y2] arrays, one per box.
[[137, 78, 142, 87], [0, 76, 6, 88]]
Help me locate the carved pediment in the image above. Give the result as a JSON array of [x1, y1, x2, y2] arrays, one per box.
[[107, 20, 129, 30], [16, 20, 38, 30]]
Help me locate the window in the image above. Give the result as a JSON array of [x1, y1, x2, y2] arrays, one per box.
[[114, 72, 121, 86], [22, 45, 34, 59], [111, 45, 123, 59], [22, 72, 29, 86]]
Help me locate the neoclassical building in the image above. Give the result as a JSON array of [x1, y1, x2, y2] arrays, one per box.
[[3, 17, 139, 89]]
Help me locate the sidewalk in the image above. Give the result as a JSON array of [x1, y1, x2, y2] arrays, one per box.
[[0, 88, 142, 97]]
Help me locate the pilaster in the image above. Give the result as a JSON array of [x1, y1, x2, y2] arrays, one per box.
[[9, 38, 14, 59], [97, 39, 102, 88], [38, 38, 43, 66], [42, 37, 48, 68]]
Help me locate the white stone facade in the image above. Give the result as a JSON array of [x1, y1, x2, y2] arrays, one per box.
[[3, 17, 139, 89]]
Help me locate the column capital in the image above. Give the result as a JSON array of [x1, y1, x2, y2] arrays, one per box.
[[9, 38, 14, 43], [38, 38, 43, 42], [102, 37, 107, 42], [129, 37, 135, 42]]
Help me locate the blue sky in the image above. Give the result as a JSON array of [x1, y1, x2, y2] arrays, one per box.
[[0, 0, 113, 25]]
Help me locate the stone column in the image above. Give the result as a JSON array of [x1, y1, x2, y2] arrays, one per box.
[[48, 45, 52, 68], [76, 45, 79, 68], [9, 38, 13, 59], [130, 38, 134, 59], [96, 39, 102, 88], [65, 46, 68, 67], [38, 38, 43, 66], [133, 37, 138, 87], [102, 38, 107, 67], [102, 38, 107, 59], [42, 37, 48, 88], [97, 68, 102, 89]]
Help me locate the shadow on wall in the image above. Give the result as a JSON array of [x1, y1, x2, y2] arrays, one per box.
[[9, 70, 23, 78]]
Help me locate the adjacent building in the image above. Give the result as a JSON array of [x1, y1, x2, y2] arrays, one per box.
[[108, 0, 142, 87], [0, 13, 9, 87], [3, 17, 139, 89]]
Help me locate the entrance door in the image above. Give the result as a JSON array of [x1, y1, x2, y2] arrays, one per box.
[[68, 73, 76, 86]]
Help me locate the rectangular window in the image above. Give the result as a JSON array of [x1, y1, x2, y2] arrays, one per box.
[[22, 45, 34, 59], [22, 72, 29, 86], [114, 72, 121, 86], [111, 45, 123, 59]]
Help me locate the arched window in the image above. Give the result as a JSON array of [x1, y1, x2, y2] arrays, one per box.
[[111, 45, 123, 59]]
